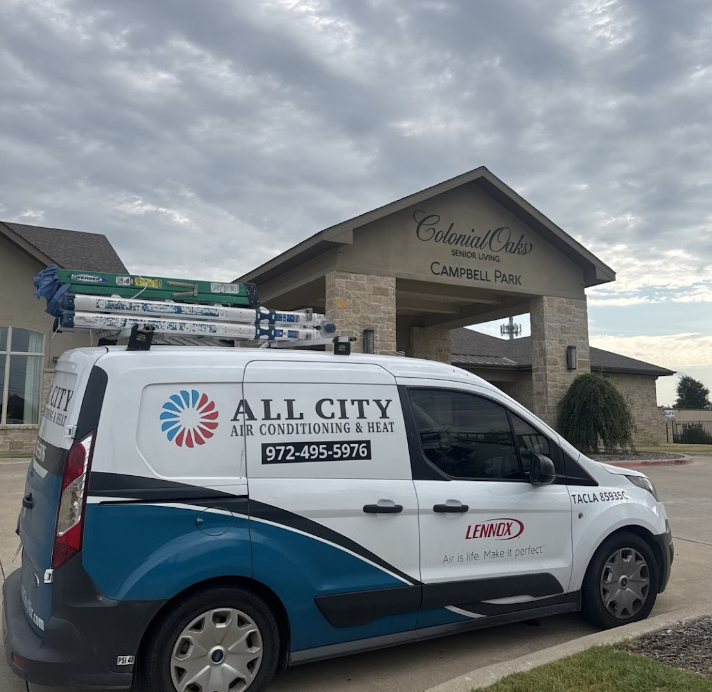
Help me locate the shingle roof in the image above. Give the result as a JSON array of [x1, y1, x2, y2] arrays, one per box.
[[2, 221, 127, 273], [451, 354, 519, 367], [452, 328, 675, 377]]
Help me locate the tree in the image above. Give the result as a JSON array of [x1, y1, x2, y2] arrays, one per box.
[[674, 375, 711, 410], [557, 373, 634, 453]]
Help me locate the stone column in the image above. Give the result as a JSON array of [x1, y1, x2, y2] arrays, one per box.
[[325, 271, 396, 355], [530, 295, 591, 427], [406, 327, 451, 363]]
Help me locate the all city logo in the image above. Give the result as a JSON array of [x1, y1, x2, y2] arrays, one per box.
[[160, 390, 219, 447], [465, 518, 524, 540]]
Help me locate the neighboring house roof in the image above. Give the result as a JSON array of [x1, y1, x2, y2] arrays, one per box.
[[0, 221, 127, 273], [237, 166, 616, 288], [452, 328, 675, 377]]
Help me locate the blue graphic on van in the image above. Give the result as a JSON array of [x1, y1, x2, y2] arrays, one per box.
[[160, 390, 219, 448]]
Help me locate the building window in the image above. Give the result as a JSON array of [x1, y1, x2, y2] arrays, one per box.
[[0, 327, 45, 426]]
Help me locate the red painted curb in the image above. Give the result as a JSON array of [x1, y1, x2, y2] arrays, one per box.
[[607, 457, 692, 469]]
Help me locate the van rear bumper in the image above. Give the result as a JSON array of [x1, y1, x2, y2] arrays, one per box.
[[3, 568, 133, 689]]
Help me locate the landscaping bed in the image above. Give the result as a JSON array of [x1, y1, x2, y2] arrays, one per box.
[[590, 451, 686, 462], [627, 616, 712, 678]]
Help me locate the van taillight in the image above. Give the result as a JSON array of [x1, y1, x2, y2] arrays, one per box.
[[52, 433, 95, 569]]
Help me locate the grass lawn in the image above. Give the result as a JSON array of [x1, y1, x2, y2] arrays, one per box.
[[638, 444, 712, 455], [480, 646, 712, 691], [0, 452, 31, 459]]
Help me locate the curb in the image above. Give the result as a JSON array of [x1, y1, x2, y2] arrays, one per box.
[[607, 456, 692, 469], [424, 604, 712, 692]]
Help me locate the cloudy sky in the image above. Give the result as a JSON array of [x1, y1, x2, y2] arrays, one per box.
[[1, 0, 711, 405]]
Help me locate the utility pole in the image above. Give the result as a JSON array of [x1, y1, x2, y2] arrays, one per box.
[[500, 316, 522, 340]]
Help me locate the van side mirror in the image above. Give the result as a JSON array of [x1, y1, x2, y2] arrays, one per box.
[[530, 454, 556, 486]]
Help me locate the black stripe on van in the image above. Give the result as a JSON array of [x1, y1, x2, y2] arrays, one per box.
[[248, 499, 421, 586], [88, 472, 239, 502], [87, 473, 420, 586]]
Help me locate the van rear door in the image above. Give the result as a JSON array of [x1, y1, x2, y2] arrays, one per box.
[[17, 348, 105, 637]]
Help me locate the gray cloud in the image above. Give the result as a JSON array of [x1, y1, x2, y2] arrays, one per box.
[[0, 0, 711, 298]]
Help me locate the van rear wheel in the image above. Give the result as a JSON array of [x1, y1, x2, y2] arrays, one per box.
[[582, 532, 658, 630], [138, 586, 280, 692]]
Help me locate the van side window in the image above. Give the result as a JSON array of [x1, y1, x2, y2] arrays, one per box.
[[510, 413, 550, 476], [408, 389, 522, 481]]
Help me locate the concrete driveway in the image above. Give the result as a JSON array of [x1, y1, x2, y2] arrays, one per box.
[[2, 456, 711, 692]]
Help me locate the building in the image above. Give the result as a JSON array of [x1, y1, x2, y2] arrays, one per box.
[[451, 329, 673, 445], [671, 410, 712, 438], [0, 221, 127, 453], [238, 167, 674, 443], [0, 167, 674, 452]]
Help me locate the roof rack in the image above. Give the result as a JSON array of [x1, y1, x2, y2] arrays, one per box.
[[33, 265, 345, 352]]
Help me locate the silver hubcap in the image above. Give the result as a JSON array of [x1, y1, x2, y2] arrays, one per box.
[[170, 608, 263, 692], [600, 548, 650, 620]]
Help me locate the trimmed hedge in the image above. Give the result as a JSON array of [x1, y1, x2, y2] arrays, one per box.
[[674, 423, 712, 445]]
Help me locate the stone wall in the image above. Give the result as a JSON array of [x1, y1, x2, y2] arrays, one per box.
[[530, 295, 590, 427], [0, 426, 39, 454], [605, 372, 666, 445], [325, 271, 396, 355], [499, 372, 535, 412], [406, 327, 451, 363]]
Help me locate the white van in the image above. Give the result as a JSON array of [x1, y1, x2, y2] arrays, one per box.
[[4, 346, 673, 691]]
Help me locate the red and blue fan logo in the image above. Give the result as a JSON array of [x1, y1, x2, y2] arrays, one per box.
[[160, 390, 219, 447]]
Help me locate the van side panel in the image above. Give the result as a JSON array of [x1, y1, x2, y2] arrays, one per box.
[[82, 503, 252, 601], [81, 355, 252, 600], [250, 519, 417, 651], [243, 360, 422, 651]]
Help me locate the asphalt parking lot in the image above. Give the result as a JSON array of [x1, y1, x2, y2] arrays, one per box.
[[2, 456, 711, 692]]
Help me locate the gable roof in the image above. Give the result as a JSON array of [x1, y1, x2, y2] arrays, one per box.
[[237, 166, 616, 288], [0, 221, 127, 273], [452, 328, 675, 377]]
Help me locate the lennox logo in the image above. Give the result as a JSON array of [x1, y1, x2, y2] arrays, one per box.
[[465, 518, 524, 541], [160, 390, 219, 447]]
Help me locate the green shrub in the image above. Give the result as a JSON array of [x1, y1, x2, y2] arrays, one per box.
[[557, 373, 634, 453], [674, 423, 712, 445]]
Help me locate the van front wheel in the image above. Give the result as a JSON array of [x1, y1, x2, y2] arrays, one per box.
[[582, 532, 659, 629], [138, 586, 280, 692]]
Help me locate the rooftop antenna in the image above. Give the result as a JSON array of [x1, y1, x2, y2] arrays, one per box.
[[500, 316, 521, 340]]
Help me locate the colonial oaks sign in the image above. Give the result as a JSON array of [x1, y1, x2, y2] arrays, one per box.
[[413, 209, 533, 287]]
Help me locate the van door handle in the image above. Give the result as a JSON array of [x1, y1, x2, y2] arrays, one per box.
[[433, 503, 469, 513], [22, 494, 34, 510], [363, 503, 403, 514]]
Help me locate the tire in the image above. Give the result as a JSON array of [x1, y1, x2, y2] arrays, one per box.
[[582, 531, 659, 630], [136, 586, 280, 692]]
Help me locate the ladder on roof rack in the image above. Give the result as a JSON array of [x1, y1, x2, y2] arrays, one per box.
[[33, 265, 344, 351], [52, 268, 260, 306]]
